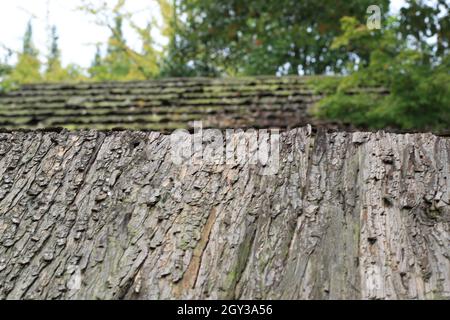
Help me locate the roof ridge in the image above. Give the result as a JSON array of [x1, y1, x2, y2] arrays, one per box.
[[16, 75, 325, 89]]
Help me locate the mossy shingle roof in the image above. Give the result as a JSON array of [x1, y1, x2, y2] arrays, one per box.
[[0, 76, 328, 131]]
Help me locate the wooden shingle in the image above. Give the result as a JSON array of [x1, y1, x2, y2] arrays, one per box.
[[0, 76, 324, 131]]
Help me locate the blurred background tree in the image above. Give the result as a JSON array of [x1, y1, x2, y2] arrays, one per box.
[[312, 1, 449, 131], [5, 20, 42, 87], [0, 46, 12, 87], [160, 0, 390, 76], [2, 0, 447, 81], [80, 0, 160, 81], [44, 25, 86, 82]]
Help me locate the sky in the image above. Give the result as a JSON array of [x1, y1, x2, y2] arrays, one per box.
[[0, 0, 407, 69]]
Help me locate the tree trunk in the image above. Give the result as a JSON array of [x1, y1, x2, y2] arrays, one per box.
[[0, 128, 448, 299]]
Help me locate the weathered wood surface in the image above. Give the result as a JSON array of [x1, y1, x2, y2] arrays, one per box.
[[0, 77, 321, 131], [0, 127, 448, 299], [0, 76, 384, 131]]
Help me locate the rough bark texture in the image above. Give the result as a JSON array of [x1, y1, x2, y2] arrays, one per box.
[[0, 127, 449, 300]]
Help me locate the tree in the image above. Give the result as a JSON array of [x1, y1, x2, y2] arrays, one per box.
[[0, 64, 12, 92], [0, 63, 10, 78], [161, 0, 390, 77], [44, 25, 72, 82], [1, 21, 86, 88], [0, 46, 13, 91], [159, 0, 219, 77], [312, 12, 450, 132], [5, 20, 42, 86], [398, 0, 449, 58], [0, 129, 448, 299], [88, 44, 107, 80], [48, 25, 60, 67], [22, 20, 38, 57], [127, 21, 160, 80], [81, 0, 161, 81], [88, 15, 134, 81]]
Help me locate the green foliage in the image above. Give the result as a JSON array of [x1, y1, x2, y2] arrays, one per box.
[[88, 45, 107, 80], [88, 15, 134, 81], [8, 53, 42, 85], [0, 63, 11, 76], [398, 0, 449, 56], [44, 26, 85, 82], [23, 20, 38, 57], [160, 0, 389, 77], [0, 0, 164, 89], [313, 15, 450, 131], [82, 0, 160, 81], [47, 25, 60, 66], [0, 63, 12, 92], [1, 21, 87, 90], [3, 20, 42, 88]]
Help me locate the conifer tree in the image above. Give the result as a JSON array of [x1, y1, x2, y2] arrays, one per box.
[[44, 25, 69, 82], [7, 20, 42, 85]]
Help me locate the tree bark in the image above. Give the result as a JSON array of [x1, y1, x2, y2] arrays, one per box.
[[0, 128, 449, 299]]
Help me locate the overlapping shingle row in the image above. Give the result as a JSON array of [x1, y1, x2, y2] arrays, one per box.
[[0, 76, 323, 131]]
